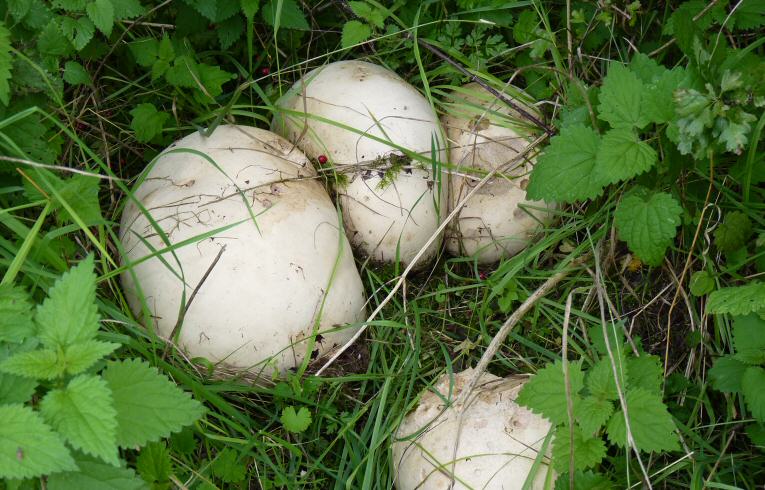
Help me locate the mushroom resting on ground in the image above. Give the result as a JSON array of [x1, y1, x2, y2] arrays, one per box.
[[119, 125, 366, 378], [272, 60, 447, 266], [392, 368, 555, 489], [442, 83, 556, 264]]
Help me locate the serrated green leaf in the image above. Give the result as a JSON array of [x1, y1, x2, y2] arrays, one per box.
[[0, 26, 12, 106], [241, 0, 259, 20], [61, 16, 95, 51], [261, 0, 309, 31], [64, 340, 120, 375], [102, 359, 204, 448], [41, 374, 118, 465], [195, 63, 235, 102], [128, 38, 158, 67], [26, 171, 103, 225], [164, 56, 198, 88], [614, 191, 682, 266], [36, 255, 100, 349], [211, 448, 247, 483], [0, 285, 36, 343], [0, 372, 38, 404], [597, 63, 649, 129], [349, 1, 386, 28], [595, 128, 657, 184], [111, 0, 144, 19], [710, 356, 748, 393], [554, 470, 615, 490], [130, 103, 169, 143], [575, 396, 614, 436], [53, 0, 87, 10], [730, 0, 765, 29], [742, 367, 765, 422], [516, 360, 585, 425], [280, 406, 312, 433], [0, 404, 76, 479], [152, 35, 174, 81], [48, 454, 147, 490], [63, 61, 93, 86], [628, 53, 667, 83], [7, 0, 32, 21], [0, 348, 63, 379], [86, 0, 114, 36], [690, 270, 715, 297], [586, 358, 619, 401], [526, 125, 605, 203], [217, 15, 244, 50], [184, 0, 217, 20], [341, 20, 372, 49], [606, 387, 679, 452], [626, 355, 663, 395], [642, 68, 685, 125], [552, 425, 607, 472], [136, 442, 171, 487], [733, 314, 765, 365], [715, 211, 753, 253], [708, 282, 765, 316], [38, 20, 74, 57]]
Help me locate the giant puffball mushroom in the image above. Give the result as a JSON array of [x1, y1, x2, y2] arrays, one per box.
[[442, 83, 556, 264], [119, 125, 366, 379], [272, 60, 447, 266], [392, 368, 555, 490]]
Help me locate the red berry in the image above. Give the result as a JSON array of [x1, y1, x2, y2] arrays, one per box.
[[318, 155, 328, 164], [261, 67, 270, 76], [479, 271, 488, 281]]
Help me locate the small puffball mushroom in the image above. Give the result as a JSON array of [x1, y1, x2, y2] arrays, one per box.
[[392, 368, 555, 490], [442, 83, 556, 264], [272, 60, 447, 266], [119, 125, 366, 379]]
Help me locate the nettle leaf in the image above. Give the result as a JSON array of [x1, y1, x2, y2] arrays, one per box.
[[48, 454, 146, 490], [585, 358, 620, 401], [241, 0, 259, 20], [0, 372, 38, 404], [280, 406, 312, 433], [0, 348, 63, 379], [715, 211, 753, 253], [218, 15, 244, 50], [595, 128, 657, 184], [195, 63, 235, 101], [0, 284, 36, 343], [111, 0, 145, 20], [597, 63, 649, 129], [38, 20, 74, 57], [86, 0, 114, 36], [60, 15, 95, 51], [40, 374, 119, 465], [742, 367, 765, 422], [554, 470, 615, 490], [516, 360, 585, 425], [63, 61, 93, 86], [614, 190, 682, 266], [136, 442, 172, 487], [709, 357, 748, 393], [261, 0, 309, 31], [341, 20, 372, 49], [0, 25, 12, 106], [36, 255, 101, 349], [25, 170, 103, 225], [625, 355, 663, 395], [128, 38, 158, 67], [526, 125, 605, 203], [0, 404, 76, 479], [130, 103, 169, 143], [63, 340, 120, 375], [211, 448, 247, 483], [606, 387, 679, 453], [733, 314, 765, 365], [708, 282, 765, 316], [152, 35, 174, 81], [575, 395, 614, 436], [552, 425, 607, 472], [348, 1, 386, 28], [102, 359, 204, 448]]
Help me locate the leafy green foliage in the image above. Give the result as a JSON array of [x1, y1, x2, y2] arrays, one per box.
[[280, 406, 312, 433], [130, 103, 169, 143], [605, 387, 680, 452], [211, 448, 247, 483], [708, 283, 765, 316], [47, 455, 146, 490], [597, 64, 649, 129], [136, 442, 172, 489], [342, 21, 372, 49], [614, 190, 683, 266], [0, 285, 35, 343], [0, 26, 12, 106], [715, 211, 754, 253]]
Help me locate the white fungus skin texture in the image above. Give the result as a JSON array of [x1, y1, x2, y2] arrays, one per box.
[[392, 369, 555, 490], [119, 125, 366, 378], [272, 60, 447, 266], [443, 83, 556, 264]]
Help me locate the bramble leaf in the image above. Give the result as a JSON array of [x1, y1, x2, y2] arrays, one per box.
[[111, 0, 144, 20], [526, 125, 605, 202], [103, 359, 204, 448], [708, 282, 765, 316], [614, 191, 682, 266], [280, 406, 312, 433], [0, 404, 76, 479], [606, 387, 679, 452], [40, 374, 119, 465], [516, 360, 585, 425], [595, 128, 657, 184]]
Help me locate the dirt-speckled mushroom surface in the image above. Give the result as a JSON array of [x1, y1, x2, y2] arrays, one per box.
[[442, 83, 556, 264], [392, 368, 555, 489], [272, 60, 447, 266], [119, 125, 366, 379]]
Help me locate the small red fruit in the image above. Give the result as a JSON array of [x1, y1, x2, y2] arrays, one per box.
[[479, 271, 488, 281], [261, 67, 270, 76], [318, 155, 328, 164]]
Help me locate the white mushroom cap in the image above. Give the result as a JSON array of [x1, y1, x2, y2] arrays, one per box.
[[119, 125, 366, 379], [392, 368, 555, 489], [272, 60, 447, 266], [442, 83, 556, 264]]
